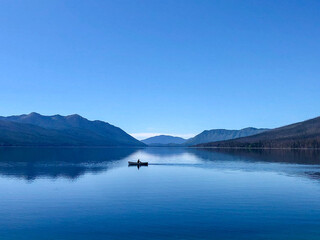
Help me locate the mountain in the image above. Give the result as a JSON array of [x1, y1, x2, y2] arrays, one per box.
[[0, 113, 145, 147], [196, 116, 320, 149], [184, 127, 268, 146], [142, 135, 187, 146]]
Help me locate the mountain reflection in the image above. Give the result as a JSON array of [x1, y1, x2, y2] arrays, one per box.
[[142, 147, 320, 182], [189, 148, 320, 181], [0, 147, 140, 180], [142, 147, 189, 157], [0, 147, 320, 181], [192, 148, 320, 165]]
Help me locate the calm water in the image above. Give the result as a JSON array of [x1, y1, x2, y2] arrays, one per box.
[[0, 147, 320, 240]]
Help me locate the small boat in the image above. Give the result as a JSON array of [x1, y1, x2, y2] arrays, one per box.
[[128, 161, 148, 166]]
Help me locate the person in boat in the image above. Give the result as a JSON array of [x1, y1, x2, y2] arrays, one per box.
[[137, 159, 141, 164]]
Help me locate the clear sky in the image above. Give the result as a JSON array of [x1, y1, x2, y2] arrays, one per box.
[[1, 0, 320, 139]]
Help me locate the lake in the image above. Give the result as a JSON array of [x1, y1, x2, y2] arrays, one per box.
[[0, 147, 320, 240]]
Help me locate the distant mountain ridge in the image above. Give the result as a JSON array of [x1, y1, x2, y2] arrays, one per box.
[[184, 127, 269, 146], [140, 128, 268, 147], [196, 116, 320, 149], [142, 135, 187, 146], [0, 113, 145, 147]]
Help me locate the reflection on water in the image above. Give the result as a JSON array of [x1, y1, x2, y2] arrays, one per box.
[[1, 147, 319, 181], [0, 147, 140, 180], [194, 148, 320, 164], [193, 148, 320, 182], [0, 147, 320, 239]]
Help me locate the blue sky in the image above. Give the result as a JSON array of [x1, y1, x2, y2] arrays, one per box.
[[1, 0, 320, 139]]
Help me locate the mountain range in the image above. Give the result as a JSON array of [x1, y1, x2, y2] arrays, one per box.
[[141, 128, 268, 146], [0, 113, 145, 147], [184, 127, 268, 146], [197, 116, 320, 149], [1, 113, 320, 149], [141, 135, 187, 146]]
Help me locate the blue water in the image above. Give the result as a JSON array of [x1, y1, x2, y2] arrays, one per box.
[[0, 147, 320, 240]]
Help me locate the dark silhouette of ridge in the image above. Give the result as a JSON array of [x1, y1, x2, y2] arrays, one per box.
[[0, 113, 145, 147], [184, 127, 268, 146], [196, 116, 320, 149]]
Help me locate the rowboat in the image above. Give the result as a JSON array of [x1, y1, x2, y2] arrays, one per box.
[[128, 161, 148, 166]]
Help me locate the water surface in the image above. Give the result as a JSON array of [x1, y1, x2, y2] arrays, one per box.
[[0, 147, 320, 240]]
